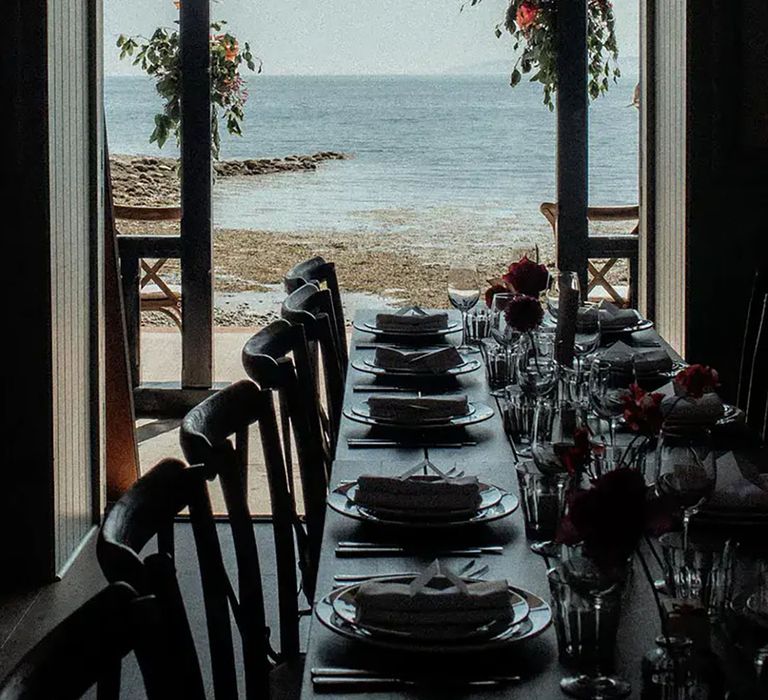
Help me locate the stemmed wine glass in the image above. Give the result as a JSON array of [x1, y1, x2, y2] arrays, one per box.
[[545, 271, 580, 322], [447, 263, 481, 353], [655, 427, 717, 547], [588, 358, 628, 446]]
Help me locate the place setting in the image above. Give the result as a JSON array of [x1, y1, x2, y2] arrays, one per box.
[[314, 559, 552, 658], [352, 306, 462, 339], [327, 455, 519, 528]]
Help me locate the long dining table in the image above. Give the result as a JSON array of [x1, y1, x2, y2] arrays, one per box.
[[298, 309, 671, 699]]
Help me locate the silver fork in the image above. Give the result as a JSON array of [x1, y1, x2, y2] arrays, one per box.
[[333, 561, 489, 586]]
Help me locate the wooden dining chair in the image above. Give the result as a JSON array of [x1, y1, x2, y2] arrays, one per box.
[[0, 582, 198, 700], [179, 382, 304, 694], [241, 320, 331, 600], [281, 283, 346, 451], [737, 264, 768, 443], [98, 456, 301, 700], [540, 202, 640, 307], [284, 256, 348, 368]]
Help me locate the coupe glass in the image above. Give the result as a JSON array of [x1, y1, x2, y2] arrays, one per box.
[[447, 263, 480, 353], [655, 427, 717, 545]]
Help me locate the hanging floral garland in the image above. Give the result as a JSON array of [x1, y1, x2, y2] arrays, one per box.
[[117, 19, 260, 159], [469, 0, 621, 109]]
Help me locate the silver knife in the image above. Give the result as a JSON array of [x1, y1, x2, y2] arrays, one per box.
[[347, 439, 477, 448], [338, 541, 504, 554], [336, 546, 484, 557]]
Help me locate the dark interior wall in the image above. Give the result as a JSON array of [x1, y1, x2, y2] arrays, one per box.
[[685, 0, 768, 401], [3, 0, 56, 587]]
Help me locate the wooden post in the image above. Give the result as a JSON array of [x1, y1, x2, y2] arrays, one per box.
[[180, 0, 213, 388], [556, 0, 589, 297]]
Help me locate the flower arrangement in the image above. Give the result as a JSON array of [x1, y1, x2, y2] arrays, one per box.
[[486, 255, 549, 310], [673, 364, 720, 399], [469, 0, 620, 109], [117, 19, 260, 159], [621, 383, 664, 436], [504, 294, 544, 332], [557, 468, 671, 575]]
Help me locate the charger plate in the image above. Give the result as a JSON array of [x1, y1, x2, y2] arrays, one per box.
[[331, 575, 531, 642], [344, 400, 494, 430], [328, 482, 518, 528], [353, 319, 461, 337], [351, 357, 481, 377]]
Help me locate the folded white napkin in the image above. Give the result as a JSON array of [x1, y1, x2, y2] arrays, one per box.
[[355, 474, 482, 513], [600, 340, 673, 374], [595, 301, 640, 331], [375, 307, 448, 333], [661, 392, 724, 424], [374, 346, 463, 373], [355, 562, 511, 638], [706, 452, 768, 511], [368, 395, 469, 422]]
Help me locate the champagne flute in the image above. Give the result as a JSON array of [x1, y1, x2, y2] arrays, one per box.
[[448, 263, 480, 353]]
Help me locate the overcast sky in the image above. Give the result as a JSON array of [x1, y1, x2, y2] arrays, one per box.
[[104, 1, 639, 76]]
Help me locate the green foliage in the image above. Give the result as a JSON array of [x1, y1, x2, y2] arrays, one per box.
[[117, 20, 261, 158], [469, 0, 620, 109]]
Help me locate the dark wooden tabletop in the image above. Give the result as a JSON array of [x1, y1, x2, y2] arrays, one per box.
[[298, 310, 670, 699]]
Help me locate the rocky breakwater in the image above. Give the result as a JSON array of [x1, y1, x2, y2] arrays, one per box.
[[110, 151, 349, 207]]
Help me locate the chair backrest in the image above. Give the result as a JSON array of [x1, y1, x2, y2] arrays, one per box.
[[540, 202, 640, 237], [179, 382, 301, 677], [0, 583, 201, 700], [284, 256, 348, 367], [281, 283, 346, 450], [241, 320, 330, 599], [98, 457, 268, 700], [737, 264, 768, 442]]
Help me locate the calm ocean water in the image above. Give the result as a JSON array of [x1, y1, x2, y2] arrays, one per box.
[[105, 69, 639, 241]]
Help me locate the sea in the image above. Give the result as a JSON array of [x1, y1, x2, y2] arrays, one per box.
[[105, 66, 639, 245]]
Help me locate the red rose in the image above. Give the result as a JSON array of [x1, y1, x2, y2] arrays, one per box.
[[556, 469, 657, 570], [484, 283, 509, 309], [502, 256, 549, 297], [504, 294, 544, 332], [621, 383, 664, 435], [515, 1, 539, 30], [673, 364, 719, 399]]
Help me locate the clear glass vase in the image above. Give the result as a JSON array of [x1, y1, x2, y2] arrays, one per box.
[[548, 559, 632, 698]]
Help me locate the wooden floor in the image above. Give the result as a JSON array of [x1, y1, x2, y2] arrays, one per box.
[[137, 327, 279, 515], [0, 522, 298, 697]]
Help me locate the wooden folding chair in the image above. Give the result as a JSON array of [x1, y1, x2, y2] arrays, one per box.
[[114, 205, 182, 328], [540, 202, 640, 307]]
